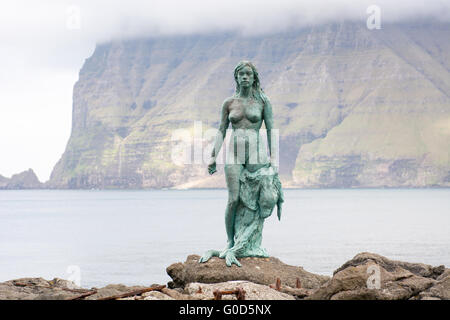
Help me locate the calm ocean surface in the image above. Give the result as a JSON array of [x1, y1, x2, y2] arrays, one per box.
[[0, 189, 449, 288]]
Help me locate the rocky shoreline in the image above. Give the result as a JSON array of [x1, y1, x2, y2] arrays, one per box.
[[1, 252, 448, 300]]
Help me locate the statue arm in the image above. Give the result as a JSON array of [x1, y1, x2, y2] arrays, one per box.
[[210, 99, 230, 161], [262, 97, 274, 158]]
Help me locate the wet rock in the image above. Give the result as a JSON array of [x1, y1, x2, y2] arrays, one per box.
[[166, 255, 329, 289], [308, 252, 444, 300]]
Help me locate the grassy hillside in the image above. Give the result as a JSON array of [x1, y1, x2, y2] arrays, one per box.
[[48, 21, 450, 188]]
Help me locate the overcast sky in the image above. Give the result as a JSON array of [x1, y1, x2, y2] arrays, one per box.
[[0, 0, 449, 182]]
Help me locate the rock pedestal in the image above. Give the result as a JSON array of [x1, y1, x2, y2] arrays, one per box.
[[167, 254, 329, 289]]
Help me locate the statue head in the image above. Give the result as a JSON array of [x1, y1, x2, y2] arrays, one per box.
[[233, 61, 265, 102]]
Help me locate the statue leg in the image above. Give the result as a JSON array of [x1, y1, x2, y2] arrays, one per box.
[[224, 164, 243, 249], [199, 164, 242, 265]]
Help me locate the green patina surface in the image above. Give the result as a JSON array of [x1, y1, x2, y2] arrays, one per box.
[[199, 61, 284, 267]]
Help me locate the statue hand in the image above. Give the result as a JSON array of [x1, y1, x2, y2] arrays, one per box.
[[208, 159, 217, 175]]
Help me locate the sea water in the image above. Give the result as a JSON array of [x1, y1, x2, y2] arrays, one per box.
[[0, 189, 449, 288]]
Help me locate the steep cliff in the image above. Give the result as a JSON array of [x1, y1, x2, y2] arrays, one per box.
[[48, 21, 450, 189]]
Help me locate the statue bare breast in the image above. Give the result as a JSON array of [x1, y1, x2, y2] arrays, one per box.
[[227, 97, 263, 130]]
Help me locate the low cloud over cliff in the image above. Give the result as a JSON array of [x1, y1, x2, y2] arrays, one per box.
[[0, 1, 449, 181]]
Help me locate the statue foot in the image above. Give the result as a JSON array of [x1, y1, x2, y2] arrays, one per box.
[[199, 245, 240, 267], [225, 251, 241, 267], [199, 249, 220, 263], [219, 240, 235, 259], [219, 249, 227, 259]]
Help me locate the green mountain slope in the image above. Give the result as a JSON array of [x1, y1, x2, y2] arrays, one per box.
[[48, 21, 450, 188]]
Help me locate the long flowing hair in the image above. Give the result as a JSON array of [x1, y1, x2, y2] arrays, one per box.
[[233, 61, 269, 105]]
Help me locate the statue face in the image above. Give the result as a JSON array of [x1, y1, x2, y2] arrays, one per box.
[[237, 65, 254, 89]]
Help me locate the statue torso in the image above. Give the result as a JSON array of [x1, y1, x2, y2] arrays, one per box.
[[227, 97, 263, 130], [226, 97, 269, 167]]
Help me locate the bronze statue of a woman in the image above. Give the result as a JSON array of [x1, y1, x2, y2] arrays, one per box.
[[199, 61, 283, 267]]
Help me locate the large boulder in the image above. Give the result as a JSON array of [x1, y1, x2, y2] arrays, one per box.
[[0, 278, 81, 300], [415, 268, 450, 300], [308, 252, 446, 300], [166, 255, 329, 289]]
